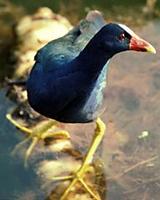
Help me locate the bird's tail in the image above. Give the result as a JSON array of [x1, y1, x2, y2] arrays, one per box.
[[66, 10, 106, 48], [86, 10, 106, 30], [80, 10, 106, 35]]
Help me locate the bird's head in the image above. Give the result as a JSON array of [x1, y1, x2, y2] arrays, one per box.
[[97, 23, 156, 56]]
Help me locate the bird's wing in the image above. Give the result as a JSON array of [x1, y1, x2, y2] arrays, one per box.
[[34, 10, 106, 71]]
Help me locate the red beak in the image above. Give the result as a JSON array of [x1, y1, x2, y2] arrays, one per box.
[[129, 35, 156, 54]]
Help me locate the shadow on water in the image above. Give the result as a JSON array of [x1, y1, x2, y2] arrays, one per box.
[[0, 1, 160, 200]]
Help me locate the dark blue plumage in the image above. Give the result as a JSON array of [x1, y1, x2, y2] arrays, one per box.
[[27, 11, 155, 123]]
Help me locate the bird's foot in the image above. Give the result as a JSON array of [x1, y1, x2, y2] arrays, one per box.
[[6, 113, 70, 167], [60, 164, 101, 200], [60, 118, 105, 200], [24, 129, 70, 168]]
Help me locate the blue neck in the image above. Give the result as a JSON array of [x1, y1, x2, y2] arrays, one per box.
[[72, 36, 112, 81]]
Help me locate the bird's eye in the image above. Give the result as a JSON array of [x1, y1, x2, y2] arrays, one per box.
[[119, 33, 125, 41]]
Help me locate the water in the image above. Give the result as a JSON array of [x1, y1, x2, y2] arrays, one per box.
[[0, 1, 160, 200]]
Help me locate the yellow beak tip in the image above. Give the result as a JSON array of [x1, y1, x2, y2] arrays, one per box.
[[146, 46, 156, 54]]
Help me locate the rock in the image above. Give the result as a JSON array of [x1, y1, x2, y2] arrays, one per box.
[[13, 7, 72, 78]]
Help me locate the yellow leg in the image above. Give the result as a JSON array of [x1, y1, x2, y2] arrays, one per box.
[[6, 113, 32, 134], [60, 118, 106, 200], [23, 129, 70, 168], [6, 112, 70, 167]]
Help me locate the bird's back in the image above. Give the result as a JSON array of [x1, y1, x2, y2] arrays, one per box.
[[34, 10, 106, 71]]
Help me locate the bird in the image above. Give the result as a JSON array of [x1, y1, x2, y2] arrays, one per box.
[[10, 10, 156, 200]]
